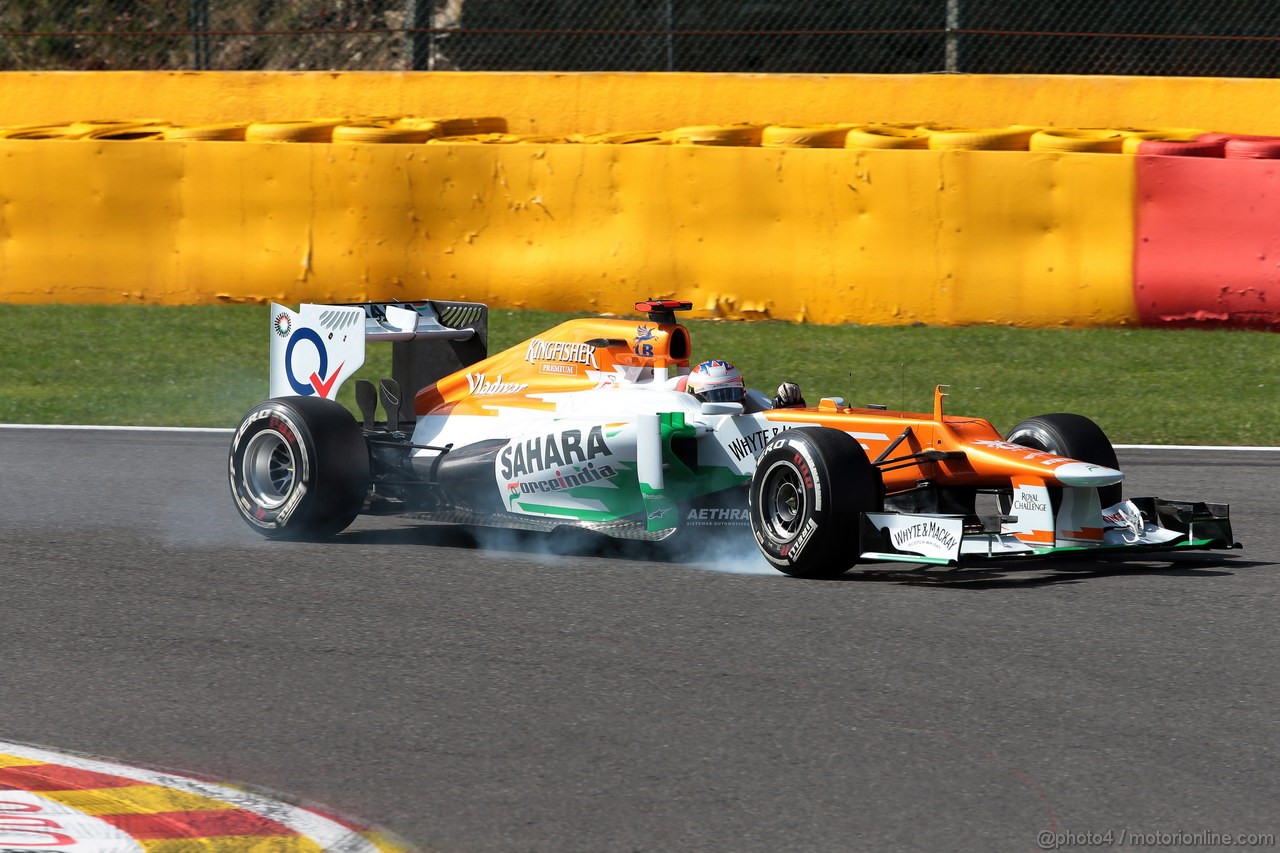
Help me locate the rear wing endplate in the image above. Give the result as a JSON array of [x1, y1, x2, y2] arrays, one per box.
[[268, 299, 488, 422]]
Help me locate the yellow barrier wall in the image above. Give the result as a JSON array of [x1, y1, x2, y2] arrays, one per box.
[[0, 139, 1135, 326], [4, 71, 1280, 135]]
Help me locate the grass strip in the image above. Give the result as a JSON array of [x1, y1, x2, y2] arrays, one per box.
[[0, 304, 1274, 445]]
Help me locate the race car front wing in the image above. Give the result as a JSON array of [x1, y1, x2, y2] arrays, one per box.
[[859, 497, 1237, 566]]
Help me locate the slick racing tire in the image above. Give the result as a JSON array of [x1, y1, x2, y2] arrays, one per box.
[[749, 428, 883, 579], [1004, 413, 1122, 508], [229, 396, 370, 540]]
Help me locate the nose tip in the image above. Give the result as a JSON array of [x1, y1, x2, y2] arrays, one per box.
[[1055, 461, 1125, 487]]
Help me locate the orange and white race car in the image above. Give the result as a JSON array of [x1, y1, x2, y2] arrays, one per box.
[[229, 299, 1237, 578]]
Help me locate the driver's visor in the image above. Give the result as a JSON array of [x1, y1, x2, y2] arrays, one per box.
[[696, 386, 745, 403]]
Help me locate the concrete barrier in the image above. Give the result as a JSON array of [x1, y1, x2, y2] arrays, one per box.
[[1135, 156, 1280, 327], [0, 138, 1136, 326], [0, 71, 1276, 327]]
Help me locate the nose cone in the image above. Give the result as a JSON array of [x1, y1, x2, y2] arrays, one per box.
[[1055, 461, 1124, 487]]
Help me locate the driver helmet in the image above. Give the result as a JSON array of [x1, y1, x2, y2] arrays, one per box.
[[688, 359, 745, 403]]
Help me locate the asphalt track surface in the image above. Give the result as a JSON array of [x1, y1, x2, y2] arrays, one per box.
[[1, 427, 1277, 853]]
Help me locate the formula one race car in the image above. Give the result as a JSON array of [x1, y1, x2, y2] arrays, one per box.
[[229, 298, 1237, 578]]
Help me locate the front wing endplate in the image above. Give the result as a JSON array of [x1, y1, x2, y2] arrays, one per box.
[[859, 497, 1237, 566]]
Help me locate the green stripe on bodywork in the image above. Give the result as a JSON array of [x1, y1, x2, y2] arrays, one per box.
[[1029, 536, 1223, 556], [641, 413, 692, 532], [510, 462, 644, 521], [861, 552, 957, 566], [512, 502, 630, 522], [659, 412, 751, 503]]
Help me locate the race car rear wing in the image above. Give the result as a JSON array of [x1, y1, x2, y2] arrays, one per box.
[[269, 299, 488, 423]]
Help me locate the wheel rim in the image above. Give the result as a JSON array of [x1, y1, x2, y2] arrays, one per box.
[[242, 430, 296, 509], [759, 460, 806, 542]]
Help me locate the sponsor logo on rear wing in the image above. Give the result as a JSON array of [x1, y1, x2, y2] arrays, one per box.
[[268, 299, 487, 400]]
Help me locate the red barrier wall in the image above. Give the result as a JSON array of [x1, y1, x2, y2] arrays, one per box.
[[1134, 156, 1280, 327]]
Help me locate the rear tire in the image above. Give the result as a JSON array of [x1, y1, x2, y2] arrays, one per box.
[[1005, 413, 1122, 508], [749, 428, 883, 579], [229, 396, 370, 540]]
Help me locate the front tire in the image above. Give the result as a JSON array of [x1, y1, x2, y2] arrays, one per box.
[[749, 428, 883, 579], [1005, 413, 1122, 508], [229, 396, 370, 540]]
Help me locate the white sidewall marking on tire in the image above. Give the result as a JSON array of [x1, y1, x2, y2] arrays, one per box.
[[789, 517, 819, 562], [791, 441, 823, 512], [236, 407, 312, 529]]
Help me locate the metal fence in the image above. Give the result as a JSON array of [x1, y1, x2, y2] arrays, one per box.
[[4, 0, 1280, 78]]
